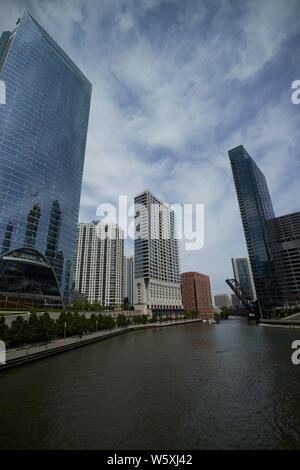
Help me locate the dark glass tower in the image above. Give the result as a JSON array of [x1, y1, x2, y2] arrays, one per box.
[[229, 145, 284, 311], [231, 257, 256, 301], [268, 211, 300, 305], [0, 11, 92, 304]]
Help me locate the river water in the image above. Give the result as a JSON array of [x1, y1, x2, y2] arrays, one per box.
[[0, 318, 300, 450]]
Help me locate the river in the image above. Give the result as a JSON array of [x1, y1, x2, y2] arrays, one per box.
[[0, 318, 300, 450]]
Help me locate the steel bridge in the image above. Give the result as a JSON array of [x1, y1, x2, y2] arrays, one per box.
[[225, 278, 261, 323]]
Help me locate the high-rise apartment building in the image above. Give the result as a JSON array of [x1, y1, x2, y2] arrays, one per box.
[[124, 256, 134, 307], [269, 211, 300, 304], [214, 294, 232, 308], [181, 272, 214, 317], [0, 11, 91, 307], [73, 222, 124, 306], [228, 145, 284, 310], [134, 189, 183, 317], [231, 257, 256, 301]]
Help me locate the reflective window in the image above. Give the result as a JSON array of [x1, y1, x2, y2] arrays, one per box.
[[0, 11, 92, 303]]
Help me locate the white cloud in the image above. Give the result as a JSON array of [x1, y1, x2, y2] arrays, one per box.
[[226, 0, 300, 80], [1, 0, 299, 299]]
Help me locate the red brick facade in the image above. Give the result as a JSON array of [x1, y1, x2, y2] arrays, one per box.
[[181, 272, 214, 317]]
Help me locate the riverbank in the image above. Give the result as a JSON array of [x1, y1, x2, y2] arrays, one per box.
[[0, 318, 203, 371], [259, 319, 300, 328]]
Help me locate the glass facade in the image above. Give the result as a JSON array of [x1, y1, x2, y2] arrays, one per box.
[[0, 11, 92, 303], [0, 247, 62, 308], [268, 212, 300, 304], [231, 257, 256, 301], [123, 256, 134, 306], [229, 145, 284, 310]]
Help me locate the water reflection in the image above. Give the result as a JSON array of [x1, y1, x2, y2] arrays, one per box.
[[24, 203, 41, 247], [45, 200, 63, 286], [0, 319, 300, 450], [1, 221, 13, 254]]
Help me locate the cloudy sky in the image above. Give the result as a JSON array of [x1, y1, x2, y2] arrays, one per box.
[[2, 0, 300, 300]]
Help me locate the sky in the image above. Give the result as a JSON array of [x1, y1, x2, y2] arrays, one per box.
[[1, 0, 300, 300]]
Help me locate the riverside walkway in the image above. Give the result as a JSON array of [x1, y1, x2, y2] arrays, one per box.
[[1, 319, 202, 371]]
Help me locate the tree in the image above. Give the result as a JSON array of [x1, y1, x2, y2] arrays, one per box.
[[102, 314, 115, 330], [55, 311, 67, 337], [0, 314, 9, 343], [38, 312, 55, 342], [9, 316, 28, 347], [88, 313, 97, 332], [117, 314, 128, 328], [219, 307, 229, 320], [27, 312, 41, 343], [133, 315, 148, 324], [71, 312, 83, 336], [122, 297, 131, 310], [184, 311, 197, 319], [96, 314, 104, 330]]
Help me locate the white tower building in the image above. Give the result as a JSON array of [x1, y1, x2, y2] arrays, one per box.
[[73, 221, 124, 306], [134, 189, 183, 317]]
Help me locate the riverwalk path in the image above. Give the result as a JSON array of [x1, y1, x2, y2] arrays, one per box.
[[1, 318, 202, 371]]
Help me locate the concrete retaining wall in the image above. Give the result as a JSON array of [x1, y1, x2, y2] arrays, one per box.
[[259, 319, 300, 328]]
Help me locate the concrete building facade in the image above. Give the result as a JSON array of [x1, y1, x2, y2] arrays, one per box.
[[73, 222, 124, 306], [134, 190, 183, 317], [214, 294, 232, 308]]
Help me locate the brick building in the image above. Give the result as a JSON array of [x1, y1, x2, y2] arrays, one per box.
[[181, 272, 214, 317]]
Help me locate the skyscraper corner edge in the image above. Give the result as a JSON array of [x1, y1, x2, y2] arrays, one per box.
[[0, 11, 92, 307]]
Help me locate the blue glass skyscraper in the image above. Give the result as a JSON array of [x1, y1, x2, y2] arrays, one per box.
[[231, 257, 256, 301], [0, 11, 91, 305], [229, 145, 284, 311]]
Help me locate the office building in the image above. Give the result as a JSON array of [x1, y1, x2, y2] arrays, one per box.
[[73, 222, 124, 306], [134, 189, 183, 317], [228, 145, 284, 310], [0, 11, 91, 307], [231, 257, 256, 301], [269, 211, 300, 304], [181, 272, 214, 317], [214, 294, 231, 308], [124, 256, 134, 307], [0, 247, 62, 308]]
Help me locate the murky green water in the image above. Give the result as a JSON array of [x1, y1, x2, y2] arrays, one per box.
[[0, 318, 300, 449]]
